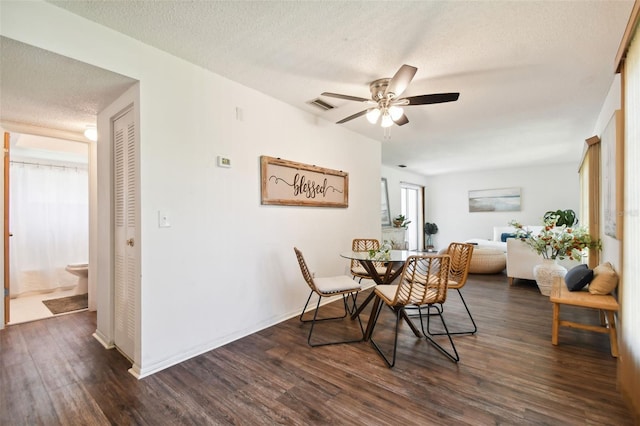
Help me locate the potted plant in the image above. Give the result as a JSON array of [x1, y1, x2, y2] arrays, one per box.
[[424, 222, 438, 250], [509, 210, 600, 295], [393, 215, 411, 229], [543, 209, 578, 227]]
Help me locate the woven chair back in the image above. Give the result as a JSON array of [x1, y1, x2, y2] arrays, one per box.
[[392, 254, 450, 306], [351, 238, 382, 270], [447, 243, 474, 289], [294, 247, 317, 293]]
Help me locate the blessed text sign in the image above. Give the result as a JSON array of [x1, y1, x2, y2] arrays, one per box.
[[260, 156, 348, 207]]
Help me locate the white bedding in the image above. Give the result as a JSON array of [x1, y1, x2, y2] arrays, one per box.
[[465, 225, 543, 253]]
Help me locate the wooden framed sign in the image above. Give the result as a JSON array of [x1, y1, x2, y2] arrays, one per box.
[[260, 156, 348, 207]]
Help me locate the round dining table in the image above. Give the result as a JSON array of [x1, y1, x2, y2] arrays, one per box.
[[340, 249, 421, 339], [340, 249, 411, 285]]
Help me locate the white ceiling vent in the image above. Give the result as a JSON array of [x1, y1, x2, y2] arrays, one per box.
[[308, 98, 335, 111]]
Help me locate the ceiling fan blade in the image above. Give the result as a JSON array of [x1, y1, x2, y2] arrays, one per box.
[[394, 114, 409, 126], [405, 92, 460, 105], [336, 109, 368, 124], [321, 92, 370, 102], [384, 64, 417, 98]]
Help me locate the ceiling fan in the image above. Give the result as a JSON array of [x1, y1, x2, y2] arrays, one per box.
[[321, 64, 459, 128]]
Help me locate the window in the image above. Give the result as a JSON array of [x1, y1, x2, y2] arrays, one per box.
[[400, 183, 424, 250]]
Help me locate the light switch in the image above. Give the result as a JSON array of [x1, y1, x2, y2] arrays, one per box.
[[158, 211, 171, 228]]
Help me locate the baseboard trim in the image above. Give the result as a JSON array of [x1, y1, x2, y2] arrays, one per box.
[[92, 330, 114, 349]]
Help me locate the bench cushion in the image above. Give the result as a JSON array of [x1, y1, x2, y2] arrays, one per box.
[[565, 264, 593, 291], [588, 262, 618, 295]]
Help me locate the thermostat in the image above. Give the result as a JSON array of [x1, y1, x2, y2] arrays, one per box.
[[217, 156, 232, 168]]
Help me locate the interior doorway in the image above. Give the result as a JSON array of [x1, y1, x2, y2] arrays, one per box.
[[6, 132, 89, 324]]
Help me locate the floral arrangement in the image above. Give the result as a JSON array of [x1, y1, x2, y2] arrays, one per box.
[[368, 240, 393, 260], [509, 214, 600, 261]]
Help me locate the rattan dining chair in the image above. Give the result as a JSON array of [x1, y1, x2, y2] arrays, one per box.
[[294, 247, 365, 347], [351, 238, 395, 283], [368, 254, 459, 367], [351, 238, 380, 282], [430, 242, 477, 335]]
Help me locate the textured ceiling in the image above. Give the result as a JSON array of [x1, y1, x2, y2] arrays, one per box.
[[0, 36, 137, 139], [2, 1, 634, 175]]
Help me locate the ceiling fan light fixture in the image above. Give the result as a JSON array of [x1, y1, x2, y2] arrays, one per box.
[[389, 105, 403, 121], [366, 108, 381, 124], [322, 64, 460, 129], [381, 113, 394, 128]]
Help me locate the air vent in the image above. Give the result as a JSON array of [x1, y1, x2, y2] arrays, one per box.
[[308, 98, 335, 111]]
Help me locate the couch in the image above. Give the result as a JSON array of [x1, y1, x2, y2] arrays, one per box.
[[506, 238, 580, 285], [466, 225, 580, 280]]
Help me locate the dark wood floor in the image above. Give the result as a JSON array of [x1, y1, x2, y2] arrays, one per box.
[[0, 273, 633, 425]]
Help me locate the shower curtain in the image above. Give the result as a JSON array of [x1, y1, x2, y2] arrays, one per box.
[[9, 161, 89, 297]]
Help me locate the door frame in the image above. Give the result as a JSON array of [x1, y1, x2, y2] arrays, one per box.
[[3, 132, 10, 325], [93, 83, 142, 378]]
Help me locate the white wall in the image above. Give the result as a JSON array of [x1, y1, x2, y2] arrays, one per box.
[[1, 2, 381, 374], [425, 163, 580, 249]]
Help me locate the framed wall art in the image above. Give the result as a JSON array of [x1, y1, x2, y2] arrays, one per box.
[[260, 156, 348, 207], [468, 187, 521, 212]]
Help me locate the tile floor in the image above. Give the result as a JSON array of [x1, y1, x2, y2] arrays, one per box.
[[9, 288, 86, 325]]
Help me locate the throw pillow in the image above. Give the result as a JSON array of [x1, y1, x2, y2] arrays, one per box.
[[588, 262, 619, 295], [564, 264, 593, 291], [500, 233, 517, 242]]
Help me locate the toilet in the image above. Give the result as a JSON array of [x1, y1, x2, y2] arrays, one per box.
[[65, 263, 89, 294]]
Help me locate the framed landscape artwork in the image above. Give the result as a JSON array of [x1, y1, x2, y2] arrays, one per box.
[[468, 187, 521, 212]]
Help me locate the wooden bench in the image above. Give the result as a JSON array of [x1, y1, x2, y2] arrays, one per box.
[[550, 277, 619, 357]]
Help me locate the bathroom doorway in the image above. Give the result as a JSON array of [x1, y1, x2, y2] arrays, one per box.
[[7, 132, 90, 324]]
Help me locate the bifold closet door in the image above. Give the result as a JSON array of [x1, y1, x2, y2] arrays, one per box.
[[113, 108, 137, 361]]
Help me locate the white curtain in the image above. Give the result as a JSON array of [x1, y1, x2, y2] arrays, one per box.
[[9, 161, 89, 297]]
